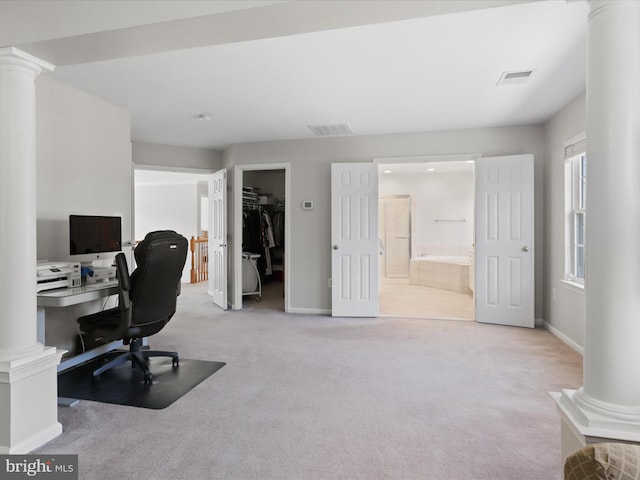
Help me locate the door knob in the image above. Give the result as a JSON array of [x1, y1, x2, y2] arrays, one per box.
[[332, 245, 339, 250], [522, 245, 529, 252]]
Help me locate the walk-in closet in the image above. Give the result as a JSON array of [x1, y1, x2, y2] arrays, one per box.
[[241, 169, 285, 310]]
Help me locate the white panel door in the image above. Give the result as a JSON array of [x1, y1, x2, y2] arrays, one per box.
[[475, 155, 534, 328], [331, 163, 379, 317], [208, 169, 227, 310]]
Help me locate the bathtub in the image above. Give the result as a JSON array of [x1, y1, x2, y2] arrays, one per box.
[[409, 254, 472, 294]]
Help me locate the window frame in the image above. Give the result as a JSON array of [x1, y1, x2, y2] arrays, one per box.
[[564, 146, 586, 286]]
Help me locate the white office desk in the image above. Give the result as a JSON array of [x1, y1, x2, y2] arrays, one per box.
[[37, 281, 121, 372], [37, 281, 118, 307]]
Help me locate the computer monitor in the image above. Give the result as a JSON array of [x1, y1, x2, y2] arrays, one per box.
[[69, 215, 122, 263]]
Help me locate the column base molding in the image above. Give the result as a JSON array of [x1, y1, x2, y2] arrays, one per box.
[[551, 389, 640, 462], [0, 346, 64, 453], [0, 422, 62, 455]]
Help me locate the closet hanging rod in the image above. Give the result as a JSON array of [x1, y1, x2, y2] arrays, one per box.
[[435, 219, 466, 223]]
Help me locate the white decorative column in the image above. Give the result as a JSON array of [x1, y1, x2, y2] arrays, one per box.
[[0, 47, 64, 453], [552, 0, 640, 461]]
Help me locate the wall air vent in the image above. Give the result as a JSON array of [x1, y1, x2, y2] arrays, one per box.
[[308, 123, 353, 136], [496, 69, 535, 86]]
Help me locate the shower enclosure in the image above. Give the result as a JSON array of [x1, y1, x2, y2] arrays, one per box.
[[379, 195, 411, 278]]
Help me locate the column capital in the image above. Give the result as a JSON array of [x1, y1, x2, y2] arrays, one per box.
[[0, 47, 54, 74]]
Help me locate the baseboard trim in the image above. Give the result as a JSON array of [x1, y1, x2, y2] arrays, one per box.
[[542, 320, 584, 355], [288, 307, 331, 315]]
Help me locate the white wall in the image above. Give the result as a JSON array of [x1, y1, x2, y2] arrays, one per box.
[[543, 92, 586, 351], [379, 170, 475, 253], [36, 76, 132, 265], [132, 141, 222, 171], [224, 125, 545, 315], [35, 75, 133, 354], [197, 180, 208, 236], [135, 183, 199, 282]]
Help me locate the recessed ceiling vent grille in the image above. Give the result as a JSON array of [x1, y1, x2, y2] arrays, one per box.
[[308, 123, 353, 136], [497, 69, 535, 86]]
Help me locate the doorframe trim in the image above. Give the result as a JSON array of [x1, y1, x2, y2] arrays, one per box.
[[233, 163, 291, 312], [372, 153, 481, 164]]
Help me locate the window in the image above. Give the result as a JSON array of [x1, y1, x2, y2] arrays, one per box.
[[564, 133, 586, 285]]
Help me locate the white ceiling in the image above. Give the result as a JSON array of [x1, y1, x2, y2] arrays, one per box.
[[2, 0, 588, 151]]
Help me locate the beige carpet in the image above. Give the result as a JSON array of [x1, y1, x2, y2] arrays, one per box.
[[38, 282, 582, 480]]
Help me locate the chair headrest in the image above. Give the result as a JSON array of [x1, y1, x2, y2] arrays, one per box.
[[134, 230, 187, 266]]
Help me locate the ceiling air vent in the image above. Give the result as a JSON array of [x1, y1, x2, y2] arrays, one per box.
[[496, 69, 535, 86], [308, 123, 354, 136]]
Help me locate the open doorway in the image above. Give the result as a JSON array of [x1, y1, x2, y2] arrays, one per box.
[[377, 160, 475, 320], [133, 167, 211, 284], [233, 164, 291, 313]]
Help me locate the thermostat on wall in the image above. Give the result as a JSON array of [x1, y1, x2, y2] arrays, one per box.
[[302, 200, 314, 210]]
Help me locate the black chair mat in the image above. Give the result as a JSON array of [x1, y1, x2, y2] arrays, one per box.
[[58, 354, 225, 409]]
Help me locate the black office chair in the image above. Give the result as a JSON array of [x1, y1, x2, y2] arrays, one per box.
[[77, 230, 188, 383]]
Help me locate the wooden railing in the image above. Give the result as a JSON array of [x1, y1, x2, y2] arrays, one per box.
[[190, 236, 208, 283]]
